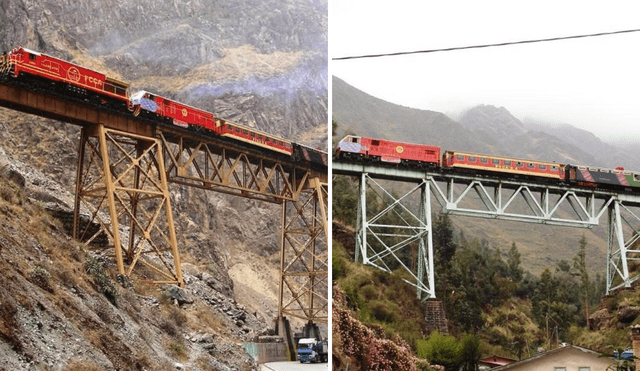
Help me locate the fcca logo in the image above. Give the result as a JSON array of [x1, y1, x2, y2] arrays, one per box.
[[67, 67, 81, 82]]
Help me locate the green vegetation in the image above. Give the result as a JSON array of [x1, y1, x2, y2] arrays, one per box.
[[334, 240, 427, 348]]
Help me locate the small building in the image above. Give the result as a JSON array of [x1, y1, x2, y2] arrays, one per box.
[[479, 354, 518, 369], [490, 344, 614, 371]]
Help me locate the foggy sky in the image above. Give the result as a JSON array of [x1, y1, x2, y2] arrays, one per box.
[[330, 1, 640, 144]]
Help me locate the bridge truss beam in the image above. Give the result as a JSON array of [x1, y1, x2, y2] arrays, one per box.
[[336, 162, 640, 298], [158, 132, 314, 204]]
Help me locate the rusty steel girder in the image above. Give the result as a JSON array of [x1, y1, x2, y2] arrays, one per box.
[[159, 131, 322, 204], [278, 178, 328, 323]]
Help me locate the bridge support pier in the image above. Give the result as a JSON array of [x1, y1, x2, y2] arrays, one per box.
[[276, 177, 327, 358], [354, 173, 436, 300], [73, 125, 183, 285], [606, 199, 640, 293]]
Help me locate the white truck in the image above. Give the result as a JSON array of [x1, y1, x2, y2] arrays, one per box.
[[297, 338, 328, 363]]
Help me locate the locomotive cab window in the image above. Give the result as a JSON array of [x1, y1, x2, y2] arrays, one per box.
[[371, 140, 380, 146], [227, 124, 233, 130], [28, 53, 36, 61]]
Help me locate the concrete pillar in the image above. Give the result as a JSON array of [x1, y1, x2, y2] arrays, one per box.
[[425, 299, 448, 334]]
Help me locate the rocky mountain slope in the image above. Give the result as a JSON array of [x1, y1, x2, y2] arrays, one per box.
[[0, 0, 327, 369], [332, 76, 636, 275]]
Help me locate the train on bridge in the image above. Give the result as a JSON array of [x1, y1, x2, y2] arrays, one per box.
[[0, 46, 326, 167], [336, 135, 640, 190]]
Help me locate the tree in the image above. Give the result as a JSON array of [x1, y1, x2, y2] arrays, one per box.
[[507, 241, 523, 283], [572, 234, 590, 324], [459, 334, 481, 371], [434, 214, 457, 267], [332, 176, 358, 227], [531, 268, 577, 346]]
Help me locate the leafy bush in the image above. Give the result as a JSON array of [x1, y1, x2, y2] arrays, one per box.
[[416, 332, 461, 371], [369, 299, 399, 323], [85, 256, 118, 306]]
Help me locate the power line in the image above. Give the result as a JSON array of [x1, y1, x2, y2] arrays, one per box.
[[332, 28, 640, 61]]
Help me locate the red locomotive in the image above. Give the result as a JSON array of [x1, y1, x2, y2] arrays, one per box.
[[335, 135, 440, 165], [3, 46, 130, 101], [0, 46, 324, 164]]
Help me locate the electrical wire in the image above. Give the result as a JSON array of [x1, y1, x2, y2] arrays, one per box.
[[332, 28, 640, 61]]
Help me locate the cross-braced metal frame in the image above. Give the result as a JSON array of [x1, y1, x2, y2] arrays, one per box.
[[335, 162, 640, 298], [73, 125, 183, 285], [607, 197, 640, 292], [278, 178, 328, 323], [159, 133, 311, 204], [355, 173, 435, 299]]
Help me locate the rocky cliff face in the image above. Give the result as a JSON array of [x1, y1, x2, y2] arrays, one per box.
[[0, 1, 326, 369], [0, 0, 327, 146]]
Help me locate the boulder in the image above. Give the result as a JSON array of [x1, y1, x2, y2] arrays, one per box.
[[165, 286, 194, 305], [617, 306, 640, 323], [589, 308, 614, 330]]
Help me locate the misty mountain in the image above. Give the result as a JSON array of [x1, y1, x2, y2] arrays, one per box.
[[522, 119, 640, 171], [332, 76, 476, 152], [333, 76, 640, 171]]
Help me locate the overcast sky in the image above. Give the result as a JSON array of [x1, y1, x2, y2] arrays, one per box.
[[330, 1, 640, 144]]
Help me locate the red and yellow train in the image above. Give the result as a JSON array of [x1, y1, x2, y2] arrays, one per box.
[[0, 46, 326, 166], [336, 135, 640, 190]]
